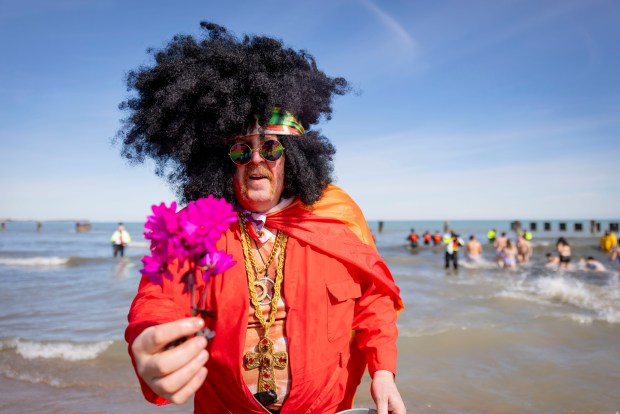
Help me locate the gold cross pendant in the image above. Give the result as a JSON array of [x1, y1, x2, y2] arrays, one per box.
[[244, 336, 288, 395]]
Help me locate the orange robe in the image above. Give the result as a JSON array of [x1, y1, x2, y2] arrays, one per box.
[[125, 185, 403, 413]]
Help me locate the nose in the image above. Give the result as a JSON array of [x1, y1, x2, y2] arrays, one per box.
[[249, 147, 263, 164]]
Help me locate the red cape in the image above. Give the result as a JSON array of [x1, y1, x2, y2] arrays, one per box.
[[266, 185, 404, 409], [266, 184, 403, 312]]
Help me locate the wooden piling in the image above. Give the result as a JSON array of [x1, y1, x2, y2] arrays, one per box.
[[76, 222, 92, 232], [0, 219, 91, 232]]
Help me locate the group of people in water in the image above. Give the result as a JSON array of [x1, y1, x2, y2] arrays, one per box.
[[543, 231, 620, 271], [407, 229, 444, 248], [406, 227, 620, 272], [407, 228, 533, 270], [487, 230, 533, 269], [407, 229, 471, 269]]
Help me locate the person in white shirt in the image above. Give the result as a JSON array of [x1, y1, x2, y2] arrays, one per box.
[[111, 222, 131, 257]]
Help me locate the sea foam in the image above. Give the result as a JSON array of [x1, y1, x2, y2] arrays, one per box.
[[0, 257, 69, 266], [498, 275, 620, 324], [1, 338, 113, 361], [129, 241, 150, 249]]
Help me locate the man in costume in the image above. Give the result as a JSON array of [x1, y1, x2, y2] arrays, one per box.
[[119, 22, 405, 414]]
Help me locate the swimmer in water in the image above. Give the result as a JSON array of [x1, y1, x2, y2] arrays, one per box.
[[556, 237, 572, 270], [502, 239, 518, 269], [546, 253, 560, 268], [516, 232, 533, 264], [581, 256, 606, 272], [494, 232, 508, 266], [466, 235, 483, 262]]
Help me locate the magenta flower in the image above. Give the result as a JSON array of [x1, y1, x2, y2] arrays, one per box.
[[144, 202, 179, 242], [198, 250, 236, 283], [139, 194, 237, 311], [140, 253, 171, 285], [176, 204, 207, 258], [178, 195, 238, 252], [149, 235, 185, 263], [195, 195, 238, 234]]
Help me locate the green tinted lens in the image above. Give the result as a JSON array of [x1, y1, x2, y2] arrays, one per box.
[[260, 140, 284, 161], [229, 143, 252, 165]]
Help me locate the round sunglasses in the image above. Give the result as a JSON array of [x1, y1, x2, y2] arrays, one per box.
[[228, 139, 285, 165]]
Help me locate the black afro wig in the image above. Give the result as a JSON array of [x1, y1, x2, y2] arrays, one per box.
[[116, 21, 350, 205]]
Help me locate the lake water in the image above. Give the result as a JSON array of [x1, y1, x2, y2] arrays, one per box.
[[1, 219, 618, 413]]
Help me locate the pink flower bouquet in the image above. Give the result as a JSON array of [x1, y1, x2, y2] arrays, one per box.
[[140, 195, 237, 338]]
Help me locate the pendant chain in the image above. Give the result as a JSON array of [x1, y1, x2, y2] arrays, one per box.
[[238, 214, 287, 331], [245, 219, 282, 274], [253, 238, 269, 275]]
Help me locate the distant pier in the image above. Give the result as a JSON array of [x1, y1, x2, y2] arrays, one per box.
[[523, 220, 618, 234], [0, 219, 92, 232], [386, 219, 619, 236], [505, 220, 617, 234]]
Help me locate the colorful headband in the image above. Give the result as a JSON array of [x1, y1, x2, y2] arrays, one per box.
[[235, 107, 305, 139]]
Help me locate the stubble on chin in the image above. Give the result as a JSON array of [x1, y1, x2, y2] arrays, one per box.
[[235, 166, 275, 206]]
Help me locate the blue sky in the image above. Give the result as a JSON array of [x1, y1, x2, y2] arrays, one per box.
[[1, 0, 618, 222]]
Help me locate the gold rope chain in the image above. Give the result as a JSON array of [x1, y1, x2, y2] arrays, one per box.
[[238, 214, 288, 330], [240, 214, 283, 274]]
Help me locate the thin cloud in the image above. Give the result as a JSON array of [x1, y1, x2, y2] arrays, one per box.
[[335, 110, 620, 160], [361, 0, 417, 53], [435, 0, 599, 65]]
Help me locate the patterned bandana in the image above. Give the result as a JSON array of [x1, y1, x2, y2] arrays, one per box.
[[236, 108, 305, 139]]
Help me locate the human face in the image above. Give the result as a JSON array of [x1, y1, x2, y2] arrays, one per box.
[[232, 134, 285, 213]]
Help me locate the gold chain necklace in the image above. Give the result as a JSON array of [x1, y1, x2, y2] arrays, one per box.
[[240, 215, 283, 305], [238, 214, 289, 405], [247, 222, 282, 274], [253, 238, 274, 305]]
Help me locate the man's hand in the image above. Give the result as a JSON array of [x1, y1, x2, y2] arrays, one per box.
[[131, 317, 209, 404], [371, 369, 406, 414]]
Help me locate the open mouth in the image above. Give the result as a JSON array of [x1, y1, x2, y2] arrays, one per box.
[[248, 169, 270, 181]]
